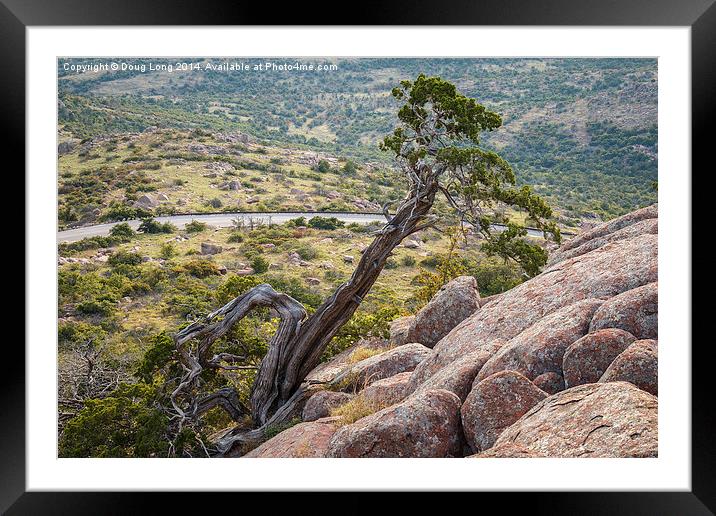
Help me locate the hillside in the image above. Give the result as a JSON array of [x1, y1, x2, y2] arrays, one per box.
[[58, 58, 657, 220]]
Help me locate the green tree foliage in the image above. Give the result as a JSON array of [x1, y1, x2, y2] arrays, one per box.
[[380, 74, 560, 277], [315, 159, 331, 173]]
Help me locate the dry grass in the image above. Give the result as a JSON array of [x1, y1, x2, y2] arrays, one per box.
[[347, 346, 389, 364], [329, 393, 391, 427]]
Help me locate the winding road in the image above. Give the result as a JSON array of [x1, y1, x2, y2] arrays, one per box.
[[57, 211, 562, 243]]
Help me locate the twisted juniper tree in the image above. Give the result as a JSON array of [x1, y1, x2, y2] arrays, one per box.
[[169, 75, 561, 455]]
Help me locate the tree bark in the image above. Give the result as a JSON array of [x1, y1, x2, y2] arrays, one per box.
[[250, 179, 438, 425], [172, 176, 438, 454]]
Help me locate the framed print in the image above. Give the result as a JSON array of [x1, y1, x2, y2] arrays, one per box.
[[6, 0, 711, 512]]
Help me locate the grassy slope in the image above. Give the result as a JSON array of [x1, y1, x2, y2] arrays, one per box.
[[57, 129, 404, 229]]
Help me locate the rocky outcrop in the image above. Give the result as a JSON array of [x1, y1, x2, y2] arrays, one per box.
[[407, 343, 502, 401], [326, 389, 462, 458], [200, 242, 223, 255], [302, 391, 353, 422], [388, 315, 415, 347], [58, 140, 78, 156], [493, 382, 658, 457], [553, 204, 658, 257], [133, 194, 159, 209], [461, 371, 548, 453], [305, 338, 388, 384], [410, 232, 657, 387], [600, 339, 658, 395], [589, 282, 658, 339], [475, 299, 604, 383], [548, 218, 658, 266], [359, 371, 412, 408], [562, 328, 636, 388], [331, 343, 431, 391], [244, 417, 339, 458], [405, 276, 480, 348]]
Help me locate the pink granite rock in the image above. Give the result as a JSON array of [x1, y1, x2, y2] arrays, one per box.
[[475, 299, 604, 383], [562, 328, 637, 388], [461, 371, 548, 453], [494, 382, 658, 457], [326, 389, 463, 458], [599, 339, 658, 395], [406, 276, 480, 348], [243, 417, 339, 458], [301, 391, 353, 422], [589, 282, 658, 340]]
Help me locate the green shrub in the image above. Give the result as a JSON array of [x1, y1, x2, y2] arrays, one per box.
[[401, 255, 416, 267], [263, 274, 323, 308], [59, 235, 128, 255], [99, 203, 153, 222], [419, 255, 440, 268], [207, 197, 223, 209], [295, 245, 318, 261], [162, 274, 214, 318], [314, 160, 331, 173], [227, 232, 244, 243], [109, 222, 136, 238], [286, 216, 307, 227], [185, 220, 208, 233], [323, 303, 404, 360], [465, 257, 524, 296], [342, 160, 358, 175], [159, 242, 177, 260], [76, 297, 116, 317], [135, 331, 176, 383], [215, 275, 262, 305], [264, 417, 301, 440], [346, 223, 369, 233], [181, 259, 221, 278], [59, 383, 169, 458], [108, 250, 143, 267], [58, 320, 107, 351], [138, 218, 175, 234], [250, 256, 269, 274], [308, 216, 345, 231]]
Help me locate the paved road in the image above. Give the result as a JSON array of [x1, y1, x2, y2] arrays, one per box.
[[57, 211, 558, 243]]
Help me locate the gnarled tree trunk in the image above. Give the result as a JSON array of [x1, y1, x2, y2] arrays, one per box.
[[172, 174, 438, 455]]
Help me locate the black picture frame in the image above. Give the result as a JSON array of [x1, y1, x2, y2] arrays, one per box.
[[5, 0, 709, 513]]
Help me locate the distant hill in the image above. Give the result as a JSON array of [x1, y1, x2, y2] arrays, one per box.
[[58, 57, 657, 220]]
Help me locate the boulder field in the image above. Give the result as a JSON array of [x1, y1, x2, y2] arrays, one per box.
[[243, 205, 658, 458]]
